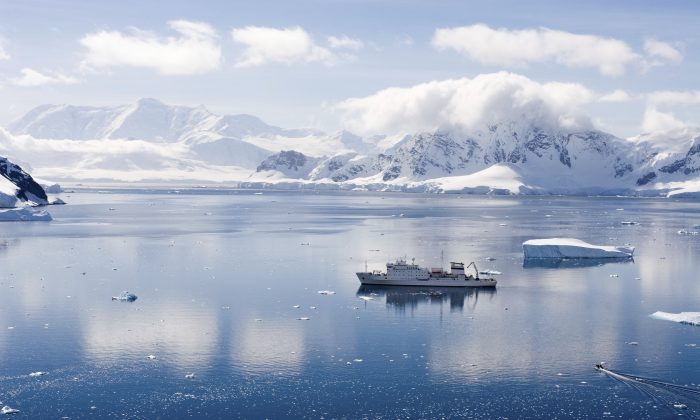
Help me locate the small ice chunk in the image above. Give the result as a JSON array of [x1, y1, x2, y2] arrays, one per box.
[[29, 371, 47, 377], [609, 274, 619, 278], [146, 354, 156, 360], [523, 238, 634, 259], [674, 403, 687, 409], [112, 291, 137, 302], [626, 341, 639, 346], [292, 305, 300, 309], [185, 373, 195, 379], [678, 230, 699, 236], [1, 406, 20, 414], [650, 311, 700, 326], [297, 317, 311, 321], [358, 296, 374, 301], [353, 358, 363, 362], [620, 221, 638, 225], [317, 290, 336, 295]]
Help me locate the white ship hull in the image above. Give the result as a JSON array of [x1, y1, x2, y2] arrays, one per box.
[[356, 272, 497, 288]]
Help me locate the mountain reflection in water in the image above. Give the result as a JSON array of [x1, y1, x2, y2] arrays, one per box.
[[357, 285, 496, 312]]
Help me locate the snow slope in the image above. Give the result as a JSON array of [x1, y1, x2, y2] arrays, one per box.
[[5, 98, 700, 196]]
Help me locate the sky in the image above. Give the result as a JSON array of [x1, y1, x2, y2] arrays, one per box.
[[0, 0, 699, 138]]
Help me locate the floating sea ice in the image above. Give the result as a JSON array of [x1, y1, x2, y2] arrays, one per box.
[[621, 221, 639, 225], [358, 296, 373, 301], [674, 403, 688, 409], [146, 354, 156, 360], [0, 207, 52, 222], [29, 371, 47, 377], [485, 257, 496, 261], [112, 291, 137, 302], [292, 305, 300, 308], [317, 290, 335, 295], [678, 230, 699, 236], [626, 341, 639, 346], [1, 406, 19, 414], [650, 311, 700, 326], [610, 274, 619, 278], [353, 358, 363, 362], [297, 317, 311, 321], [522, 238, 634, 259], [185, 373, 195, 379]]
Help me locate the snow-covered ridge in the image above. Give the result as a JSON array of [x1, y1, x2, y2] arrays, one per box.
[[4, 98, 700, 197]]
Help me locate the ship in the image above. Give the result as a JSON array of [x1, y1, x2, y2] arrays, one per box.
[[356, 258, 497, 287]]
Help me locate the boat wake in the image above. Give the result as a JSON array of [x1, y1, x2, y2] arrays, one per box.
[[596, 365, 700, 419]]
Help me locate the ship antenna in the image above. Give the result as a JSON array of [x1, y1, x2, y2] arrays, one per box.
[[441, 249, 444, 271]]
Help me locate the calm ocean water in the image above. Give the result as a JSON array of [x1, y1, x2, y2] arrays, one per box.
[[1, 190, 699, 418]]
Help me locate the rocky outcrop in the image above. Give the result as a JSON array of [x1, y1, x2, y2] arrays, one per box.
[[0, 156, 48, 205]]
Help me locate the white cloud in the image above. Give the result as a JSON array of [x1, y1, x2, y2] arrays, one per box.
[[328, 35, 363, 50], [79, 20, 222, 75], [10, 68, 79, 87], [231, 26, 337, 67], [599, 89, 631, 103], [432, 24, 639, 76], [335, 72, 594, 136], [0, 40, 8, 60], [641, 107, 687, 133], [647, 90, 700, 106], [644, 39, 683, 64]]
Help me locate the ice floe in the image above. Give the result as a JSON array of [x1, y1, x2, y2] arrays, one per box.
[[650, 311, 700, 326], [112, 291, 138, 302], [317, 290, 335, 295], [28, 371, 47, 377], [0, 207, 52, 222], [523, 238, 634, 259], [1, 406, 19, 415]]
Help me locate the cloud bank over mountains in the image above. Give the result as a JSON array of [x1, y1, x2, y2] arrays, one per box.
[[0, 17, 697, 138]]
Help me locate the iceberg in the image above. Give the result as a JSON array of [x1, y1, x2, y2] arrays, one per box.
[[0, 207, 52, 222], [523, 238, 634, 259], [650, 311, 700, 326]]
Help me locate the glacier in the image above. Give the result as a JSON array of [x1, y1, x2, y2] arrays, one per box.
[[523, 238, 635, 259]]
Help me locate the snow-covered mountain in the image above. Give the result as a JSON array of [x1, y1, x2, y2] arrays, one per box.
[[0, 151, 48, 207], [8, 98, 317, 143], [4, 98, 700, 197]]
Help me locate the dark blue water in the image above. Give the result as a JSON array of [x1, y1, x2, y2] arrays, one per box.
[[1, 191, 699, 418]]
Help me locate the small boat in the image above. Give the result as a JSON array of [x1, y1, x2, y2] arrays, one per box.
[[356, 258, 497, 288]]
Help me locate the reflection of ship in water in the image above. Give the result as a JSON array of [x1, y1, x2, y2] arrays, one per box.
[[357, 285, 496, 312], [523, 257, 635, 269]]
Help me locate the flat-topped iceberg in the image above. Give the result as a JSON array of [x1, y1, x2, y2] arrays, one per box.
[[650, 311, 700, 326], [0, 207, 52, 222], [523, 238, 634, 259]]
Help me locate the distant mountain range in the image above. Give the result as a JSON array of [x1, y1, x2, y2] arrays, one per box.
[[2, 98, 700, 198]]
